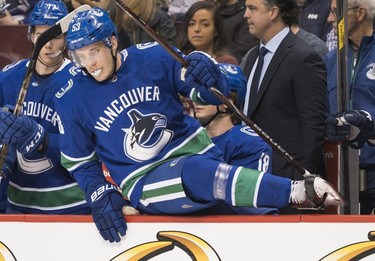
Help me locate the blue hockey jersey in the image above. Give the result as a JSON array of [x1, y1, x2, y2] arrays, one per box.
[[212, 125, 272, 172], [325, 33, 375, 169], [0, 59, 89, 214], [55, 43, 228, 206]]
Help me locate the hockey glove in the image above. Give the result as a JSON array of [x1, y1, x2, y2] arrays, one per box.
[[342, 110, 375, 149], [327, 113, 351, 141], [87, 181, 127, 243], [327, 110, 375, 149], [185, 51, 220, 89], [0, 110, 45, 155]]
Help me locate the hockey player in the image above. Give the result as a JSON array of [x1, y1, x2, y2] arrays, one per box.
[[194, 64, 277, 215], [0, 0, 90, 214], [33, 7, 341, 242], [195, 64, 272, 172]]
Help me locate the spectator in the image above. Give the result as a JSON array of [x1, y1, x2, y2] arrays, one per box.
[[0, 0, 39, 25], [325, 28, 337, 51], [54, 7, 342, 242], [216, 0, 259, 62], [0, 0, 90, 214], [325, 0, 375, 214], [291, 0, 329, 57], [241, 0, 327, 182], [122, 0, 176, 45], [167, 0, 198, 16], [177, 0, 238, 64], [298, 0, 332, 42]]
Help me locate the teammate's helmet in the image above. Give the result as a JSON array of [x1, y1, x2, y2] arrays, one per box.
[[29, 0, 68, 26], [219, 64, 247, 108], [66, 7, 118, 52]]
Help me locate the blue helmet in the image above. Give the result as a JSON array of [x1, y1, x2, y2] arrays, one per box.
[[219, 64, 247, 108], [29, 0, 68, 26], [66, 7, 118, 51]]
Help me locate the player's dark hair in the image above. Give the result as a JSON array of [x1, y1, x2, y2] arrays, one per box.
[[176, 1, 229, 56], [229, 91, 242, 124]]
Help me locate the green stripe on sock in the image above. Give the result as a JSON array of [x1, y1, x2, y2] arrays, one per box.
[[8, 184, 86, 208], [233, 168, 261, 207], [142, 183, 184, 199]]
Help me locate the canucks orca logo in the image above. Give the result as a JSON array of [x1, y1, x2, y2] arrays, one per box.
[[123, 109, 173, 162]]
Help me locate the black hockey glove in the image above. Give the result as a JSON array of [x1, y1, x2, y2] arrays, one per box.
[[327, 110, 375, 149], [327, 113, 351, 141]]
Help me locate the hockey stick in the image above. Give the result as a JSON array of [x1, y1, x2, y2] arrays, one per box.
[[111, 0, 311, 176], [0, 5, 91, 177], [336, 0, 358, 214]]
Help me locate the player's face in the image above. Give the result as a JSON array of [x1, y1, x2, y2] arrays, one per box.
[[32, 25, 65, 66], [244, 0, 277, 43], [187, 8, 215, 53], [75, 41, 115, 82], [194, 103, 221, 125]]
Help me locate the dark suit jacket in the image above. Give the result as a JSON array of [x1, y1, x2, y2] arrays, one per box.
[[241, 31, 327, 180]]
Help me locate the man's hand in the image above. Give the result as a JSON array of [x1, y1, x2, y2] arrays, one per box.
[[185, 51, 220, 89], [0, 110, 45, 154], [327, 110, 375, 149], [88, 182, 127, 243]]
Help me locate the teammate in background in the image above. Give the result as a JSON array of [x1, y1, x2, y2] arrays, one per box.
[[195, 64, 272, 172], [194, 64, 278, 215], [325, 0, 375, 214], [51, 8, 342, 243], [0, 0, 90, 214]]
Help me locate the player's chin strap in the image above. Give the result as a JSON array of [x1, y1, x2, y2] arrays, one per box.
[[108, 46, 118, 82], [37, 54, 64, 68], [196, 106, 230, 128]]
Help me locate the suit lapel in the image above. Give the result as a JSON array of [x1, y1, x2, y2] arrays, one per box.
[[247, 32, 295, 116], [243, 46, 259, 78]]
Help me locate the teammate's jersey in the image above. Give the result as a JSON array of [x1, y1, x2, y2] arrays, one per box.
[[0, 59, 89, 214], [55, 43, 225, 206], [212, 125, 272, 172]]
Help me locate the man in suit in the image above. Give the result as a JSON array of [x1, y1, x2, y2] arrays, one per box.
[[240, 0, 327, 181]]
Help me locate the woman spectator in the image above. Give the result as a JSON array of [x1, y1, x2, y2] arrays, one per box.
[[177, 0, 238, 64], [121, 0, 176, 45]]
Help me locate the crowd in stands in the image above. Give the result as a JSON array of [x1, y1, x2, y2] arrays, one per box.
[[0, 0, 374, 221]]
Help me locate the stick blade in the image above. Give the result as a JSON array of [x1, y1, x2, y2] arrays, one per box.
[[59, 4, 91, 34]]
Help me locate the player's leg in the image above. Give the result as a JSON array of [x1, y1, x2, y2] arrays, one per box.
[[181, 155, 344, 209], [136, 156, 217, 215], [181, 155, 291, 209]]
